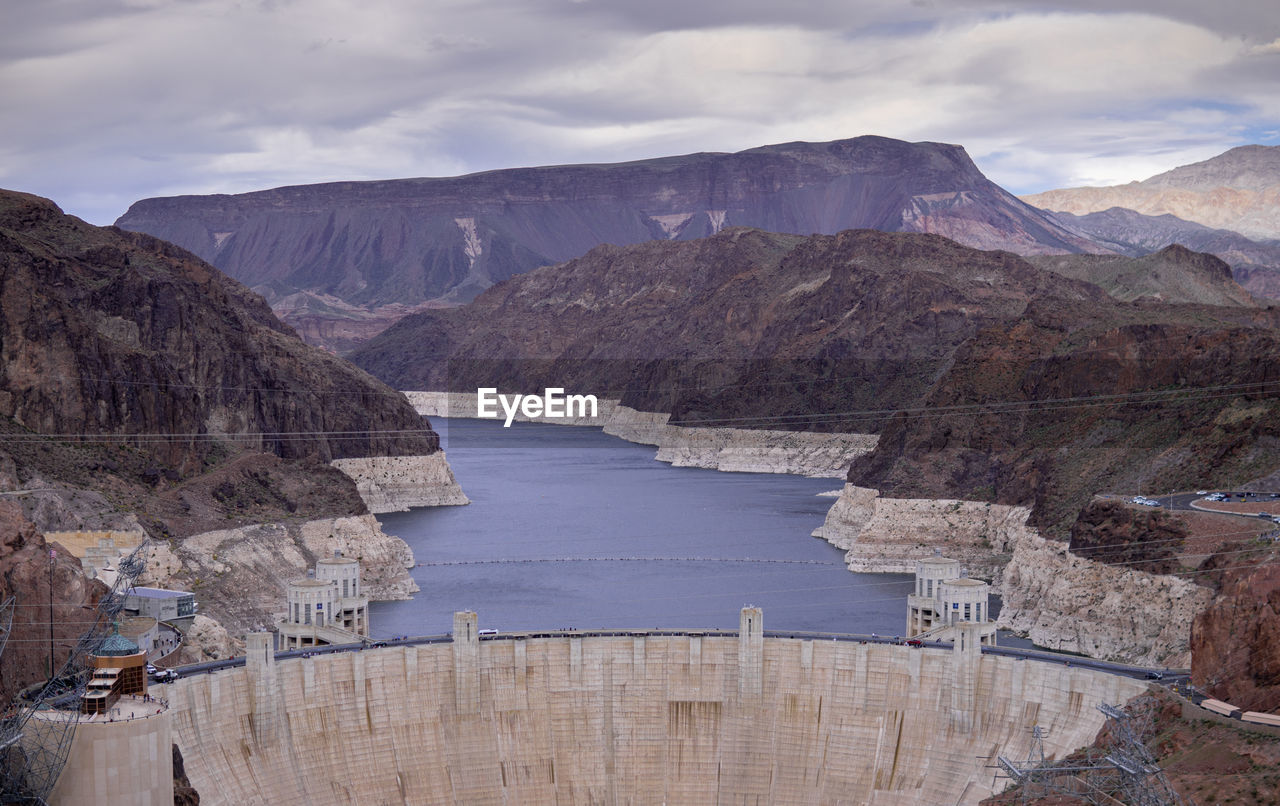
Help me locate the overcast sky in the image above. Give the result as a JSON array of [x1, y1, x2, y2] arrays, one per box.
[[3, 0, 1279, 225]]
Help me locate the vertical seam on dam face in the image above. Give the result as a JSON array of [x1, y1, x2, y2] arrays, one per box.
[[169, 635, 1149, 806]]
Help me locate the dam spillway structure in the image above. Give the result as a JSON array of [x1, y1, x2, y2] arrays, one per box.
[[144, 609, 1147, 805]]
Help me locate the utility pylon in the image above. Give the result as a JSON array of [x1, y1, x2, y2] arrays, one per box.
[[0, 541, 152, 803], [995, 703, 1192, 805]]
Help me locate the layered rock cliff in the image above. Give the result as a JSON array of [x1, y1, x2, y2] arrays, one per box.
[[116, 136, 1105, 346], [810, 485, 1027, 579], [995, 529, 1210, 668], [329, 454, 469, 511]]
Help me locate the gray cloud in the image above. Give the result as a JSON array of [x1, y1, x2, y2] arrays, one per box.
[[2, 0, 1277, 224]]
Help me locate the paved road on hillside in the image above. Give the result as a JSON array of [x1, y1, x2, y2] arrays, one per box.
[[1145, 491, 1280, 514]]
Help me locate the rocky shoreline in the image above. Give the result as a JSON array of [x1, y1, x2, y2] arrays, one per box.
[[811, 484, 1208, 667], [410, 391, 1207, 667], [405, 392, 876, 478], [330, 454, 470, 512]]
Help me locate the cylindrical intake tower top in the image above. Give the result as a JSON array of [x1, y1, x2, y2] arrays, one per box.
[[914, 557, 961, 599]]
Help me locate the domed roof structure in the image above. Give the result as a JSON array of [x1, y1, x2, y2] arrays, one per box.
[[94, 624, 141, 657]]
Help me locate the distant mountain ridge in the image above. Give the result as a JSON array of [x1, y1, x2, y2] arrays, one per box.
[[115, 135, 1106, 350], [1023, 144, 1280, 241], [1042, 207, 1280, 299]]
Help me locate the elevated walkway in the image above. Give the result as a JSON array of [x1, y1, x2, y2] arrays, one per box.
[[916, 620, 998, 646], [274, 619, 363, 649]]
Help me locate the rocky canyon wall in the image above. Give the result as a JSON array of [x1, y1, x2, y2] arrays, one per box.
[[812, 485, 1209, 667]]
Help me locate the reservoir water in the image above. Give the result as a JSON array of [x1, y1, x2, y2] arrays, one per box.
[[370, 418, 917, 637]]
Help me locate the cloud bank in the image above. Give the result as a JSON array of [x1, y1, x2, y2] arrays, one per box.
[[2, 0, 1278, 224]]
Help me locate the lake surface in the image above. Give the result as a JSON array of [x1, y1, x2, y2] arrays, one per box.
[[370, 419, 976, 638]]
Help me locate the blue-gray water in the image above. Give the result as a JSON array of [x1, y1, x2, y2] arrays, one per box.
[[370, 419, 948, 638]]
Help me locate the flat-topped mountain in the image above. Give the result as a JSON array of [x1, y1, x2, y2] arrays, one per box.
[[116, 136, 1104, 350], [1024, 145, 1280, 241]]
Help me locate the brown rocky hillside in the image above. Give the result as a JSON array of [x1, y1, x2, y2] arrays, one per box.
[[0, 188, 442, 698], [352, 226, 1280, 537], [116, 135, 1105, 350]]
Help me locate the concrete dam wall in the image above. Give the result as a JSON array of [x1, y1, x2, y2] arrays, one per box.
[[167, 617, 1146, 805]]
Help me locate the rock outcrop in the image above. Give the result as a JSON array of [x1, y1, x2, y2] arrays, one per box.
[[995, 530, 1210, 668], [0, 501, 107, 703], [812, 485, 1210, 667], [177, 614, 242, 664], [117, 135, 1104, 348], [1027, 244, 1258, 307], [140, 515, 418, 635], [651, 425, 876, 477], [330, 455, 470, 511], [1191, 562, 1280, 711], [0, 189, 437, 474], [850, 308, 1280, 538], [810, 485, 1029, 579]]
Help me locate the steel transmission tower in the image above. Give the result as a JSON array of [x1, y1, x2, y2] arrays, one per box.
[[0, 542, 150, 803], [996, 702, 1191, 805]]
